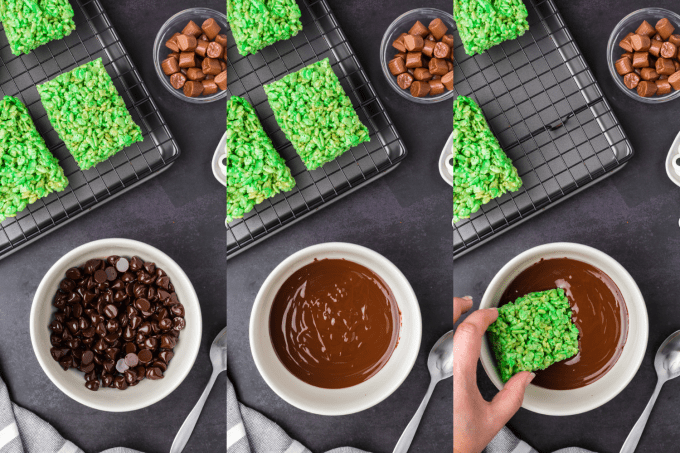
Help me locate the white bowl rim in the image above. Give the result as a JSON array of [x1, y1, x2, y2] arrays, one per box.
[[479, 242, 649, 416], [30, 238, 203, 412], [249, 242, 422, 416]]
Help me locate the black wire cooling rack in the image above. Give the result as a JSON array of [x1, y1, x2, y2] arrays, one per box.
[[226, 0, 407, 259], [453, 0, 633, 258], [0, 0, 179, 260]]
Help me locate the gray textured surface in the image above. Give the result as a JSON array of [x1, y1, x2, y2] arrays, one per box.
[[0, 1, 226, 452], [454, 0, 680, 452], [226, 0, 453, 452]]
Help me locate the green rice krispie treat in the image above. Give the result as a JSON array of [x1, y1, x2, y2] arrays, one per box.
[[0, 96, 68, 222], [454, 0, 529, 56], [227, 96, 295, 223], [453, 96, 521, 223], [227, 0, 303, 56], [37, 58, 143, 171], [0, 0, 76, 56], [488, 288, 580, 382], [264, 58, 370, 171]]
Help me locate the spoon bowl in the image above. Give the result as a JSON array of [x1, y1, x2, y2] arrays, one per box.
[[428, 331, 453, 379], [654, 331, 680, 380]]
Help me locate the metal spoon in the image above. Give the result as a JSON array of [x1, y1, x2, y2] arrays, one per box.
[[170, 326, 227, 453], [620, 330, 680, 453], [393, 330, 453, 453]]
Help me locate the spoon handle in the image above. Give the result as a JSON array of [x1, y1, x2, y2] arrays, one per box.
[[392, 378, 438, 453], [620, 379, 664, 453], [170, 368, 220, 453]]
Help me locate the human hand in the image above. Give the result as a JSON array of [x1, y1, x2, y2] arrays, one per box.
[[453, 297, 534, 453]]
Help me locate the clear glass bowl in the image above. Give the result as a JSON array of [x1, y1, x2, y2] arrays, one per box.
[[379, 8, 454, 104], [153, 8, 228, 104], [607, 8, 680, 104]]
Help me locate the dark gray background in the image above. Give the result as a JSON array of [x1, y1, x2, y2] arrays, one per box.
[[0, 1, 226, 452], [454, 0, 680, 452], [226, 0, 453, 452]]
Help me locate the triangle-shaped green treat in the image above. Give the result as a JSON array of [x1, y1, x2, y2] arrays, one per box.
[[453, 95, 521, 223], [0, 0, 75, 56], [0, 96, 68, 222], [264, 59, 370, 171], [37, 59, 143, 171], [454, 0, 529, 56], [227, 96, 295, 223], [487, 288, 580, 382], [227, 0, 303, 56]]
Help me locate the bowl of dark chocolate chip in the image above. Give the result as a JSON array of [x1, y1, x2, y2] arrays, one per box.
[[153, 8, 228, 103], [30, 239, 202, 411], [250, 243, 422, 415], [479, 243, 648, 416]]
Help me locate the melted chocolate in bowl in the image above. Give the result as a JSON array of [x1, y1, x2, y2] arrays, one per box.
[[500, 258, 628, 390], [269, 259, 400, 389]]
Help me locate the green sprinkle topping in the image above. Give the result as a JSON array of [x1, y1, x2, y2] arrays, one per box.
[[227, 96, 295, 223], [36, 58, 143, 171], [0, 96, 68, 222], [453, 96, 521, 223], [0, 0, 75, 56], [454, 0, 530, 56], [227, 0, 303, 56], [263, 59, 370, 171], [488, 288, 580, 382]]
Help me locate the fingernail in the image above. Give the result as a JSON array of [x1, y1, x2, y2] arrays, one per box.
[[462, 295, 473, 300], [526, 373, 536, 387]]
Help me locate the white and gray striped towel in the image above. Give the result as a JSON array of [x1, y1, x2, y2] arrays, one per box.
[[485, 427, 596, 453], [0, 374, 141, 453], [227, 377, 368, 453]]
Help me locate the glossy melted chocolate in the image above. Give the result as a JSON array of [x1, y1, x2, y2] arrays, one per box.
[[500, 258, 628, 390], [269, 259, 400, 389]]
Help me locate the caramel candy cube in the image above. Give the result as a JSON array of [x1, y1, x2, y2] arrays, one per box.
[[182, 20, 202, 38], [428, 18, 449, 40], [632, 52, 650, 68], [655, 18, 676, 40], [404, 34, 424, 52], [619, 32, 634, 52], [408, 21, 429, 38], [630, 34, 651, 52], [405, 52, 422, 68], [656, 57, 676, 76], [635, 20, 656, 38]]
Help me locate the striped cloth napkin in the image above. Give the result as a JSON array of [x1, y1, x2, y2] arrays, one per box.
[[227, 377, 368, 453], [0, 374, 141, 453], [486, 427, 596, 453]]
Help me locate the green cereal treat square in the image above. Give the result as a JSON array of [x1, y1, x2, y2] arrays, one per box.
[[454, 0, 529, 56], [227, 0, 303, 56], [37, 58, 143, 171], [487, 288, 580, 382], [0, 96, 68, 222], [453, 96, 521, 223], [227, 96, 295, 223], [0, 0, 76, 56], [263, 59, 370, 171]]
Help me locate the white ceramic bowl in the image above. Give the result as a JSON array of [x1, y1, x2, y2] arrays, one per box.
[[30, 239, 203, 412], [250, 243, 422, 415], [479, 242, 648, 416]]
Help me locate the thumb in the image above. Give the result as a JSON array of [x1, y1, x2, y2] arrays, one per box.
[[489, 371, 534, 426]]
